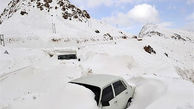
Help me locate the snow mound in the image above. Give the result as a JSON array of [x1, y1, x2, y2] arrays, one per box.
[[81, 52, 135, 76], [128, 76, 194, 109], [0, 56, 98, 109], [8, 84, 98, 109]]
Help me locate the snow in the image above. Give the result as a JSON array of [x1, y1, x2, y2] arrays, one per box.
[[0, 1, 194, 109], [1, 33, 194, 109], [128, 76, 194, 109], [0, 51, 97, 109], [0, 0, 128, 43], [0, 0, 10, 14]]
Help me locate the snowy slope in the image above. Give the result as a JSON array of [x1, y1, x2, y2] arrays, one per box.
[[138, 24, 194, 82], [0, 0, 128, 46]]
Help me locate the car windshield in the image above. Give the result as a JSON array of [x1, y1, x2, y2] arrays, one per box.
[[70, 82, 101, 105]]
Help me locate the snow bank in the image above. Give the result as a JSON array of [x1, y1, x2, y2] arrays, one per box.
[[81, 52, 135, 76], [0, 55, 98, 109], [128, 76, 167, 109], [128, 76, 194, 109], [8, 84, 98, 109]]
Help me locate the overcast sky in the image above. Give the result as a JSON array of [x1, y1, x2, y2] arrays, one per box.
[[70, 0, 194, 34], [0, 0, 194, 35]]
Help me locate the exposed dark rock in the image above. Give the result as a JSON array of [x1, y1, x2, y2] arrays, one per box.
[[150, 31, 163, 36], [132, 36, 137, 39], [20, 11, 28, 15], [51, 38, 61, 42], [73, 15, 78, 19], [95, 30, 100, 33], [104, 33, 113, 40], [44, 0, 52, 3], [137, 39, 142, 41], [83, 10, 90, 18], [119, 31, 123, 34], [122, 36, 127, 39], [62, 6, 66, 11], [4, 50, 9, 54], [57, 1, 64, 7], [171, 33, 186, 41], [62, 14, 68, 19], [164, 53, 168, 57], [144, 45, 156, 54], [67, 4, 75, 9], [44, 2, 50, 9]]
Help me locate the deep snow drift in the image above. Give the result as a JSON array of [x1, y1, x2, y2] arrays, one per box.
[[0, 28, 194, 109], [0, 0, 194, 109]]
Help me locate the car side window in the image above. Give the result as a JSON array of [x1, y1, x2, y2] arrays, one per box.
[[101, 85, 114, 102], [121, 80, 127, 88], [113, 80, 127, 96]]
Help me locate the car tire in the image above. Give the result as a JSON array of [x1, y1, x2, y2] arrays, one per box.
[[126, 98, 132, 108]]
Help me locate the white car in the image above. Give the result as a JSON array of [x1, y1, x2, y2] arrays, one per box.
[[70, 74, 135, 109]]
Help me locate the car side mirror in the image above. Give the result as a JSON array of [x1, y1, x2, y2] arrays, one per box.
[[101, 101, 110, 106]]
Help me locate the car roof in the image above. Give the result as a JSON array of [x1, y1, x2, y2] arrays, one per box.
[[70, 74, 122, 88]]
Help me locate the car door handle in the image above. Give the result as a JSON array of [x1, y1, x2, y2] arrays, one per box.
[[114, 101, 117, 104], [125, 92, 128, 94]]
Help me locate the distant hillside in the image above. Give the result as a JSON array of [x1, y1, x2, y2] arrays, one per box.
[[139, 24, 194, 42]]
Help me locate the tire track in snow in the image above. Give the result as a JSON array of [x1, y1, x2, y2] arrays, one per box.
[[0, 65, 31, 81]]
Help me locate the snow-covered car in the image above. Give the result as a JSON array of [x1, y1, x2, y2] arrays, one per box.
[[69, 74, 135, 109]]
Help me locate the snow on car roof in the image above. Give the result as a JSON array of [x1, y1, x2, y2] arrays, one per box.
[[70, 74, 122, 88], [54, 50, 77, 55]]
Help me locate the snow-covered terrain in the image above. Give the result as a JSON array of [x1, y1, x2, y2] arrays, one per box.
[[0, 30, 194, 109], [0, 0, 129, 48], [0, 0, 194, 109]]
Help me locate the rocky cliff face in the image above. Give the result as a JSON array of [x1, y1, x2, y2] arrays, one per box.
[[0, 0, 90, 25]]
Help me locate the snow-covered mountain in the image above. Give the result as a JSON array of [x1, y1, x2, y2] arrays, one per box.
[[0, 0, 128, 43], [138, 24, 194, 82], [0, 0, 90, 24], [139, 24, 194, 42]]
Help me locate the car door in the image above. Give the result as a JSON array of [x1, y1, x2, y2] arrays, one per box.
[[113, 80, 129, 109], [101, 85, 118, 109]]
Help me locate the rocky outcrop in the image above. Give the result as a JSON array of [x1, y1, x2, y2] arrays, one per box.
[[144, 45, 156, 54], [0, 0, 90, 25]]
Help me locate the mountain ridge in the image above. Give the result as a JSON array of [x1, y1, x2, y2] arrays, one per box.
[[139, 24, 194, 42], [0, 0, 90, 25]]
